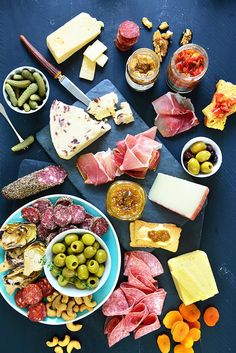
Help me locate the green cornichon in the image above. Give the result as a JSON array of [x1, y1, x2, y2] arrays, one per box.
[[5, 83, 18, 107], [21, 69, 35, 82], [13, 74, 23, 80], [28, 100, 38, 110], [14, 87, 20, 100], [11, 135, 35, 152], [30, 94, 42, 101], [33, 72, 46, 97], [6, 79, 31, 88], [17, 83, 38, 107], [23, 103, 31, 112]]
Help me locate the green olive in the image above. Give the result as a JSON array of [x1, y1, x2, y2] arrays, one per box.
[[196, 150, 211, 163], [74, 279, 87, 290], [94, 249, 107, 264], [187, 158, 200, 175], [57, 275, 68, 287], [87, 259, 99, 274], [62, 267, 75, 278], [200, 161, 214, 174], [50, 265, 62, 278], [70, 240, 84, 253], [77, 253, 86, 265], [65, 255, 79, 270], [93, 241, 100, 250], [64, 233, 79, 246], [95, 264, 105, 278], [77, 264, 89, 280], [86, 276, 99, 289], [53, 253, 66, 267], [83, 246, 97, 259], [190, 142, 207, 154], [52, 242, 66, 254], [67, 247, 74, 255], [81, 233, 95, 246]]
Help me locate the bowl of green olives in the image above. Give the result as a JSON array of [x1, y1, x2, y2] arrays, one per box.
[[3, 66, 50, 114], [181, 137, 222, 178], [44, 229, 111, 298]]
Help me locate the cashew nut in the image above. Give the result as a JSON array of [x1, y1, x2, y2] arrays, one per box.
[[61, 311, 77, 321], [61, 295, 69, 304], [47, 291, 59, 302], [74, 297, 82, 305], [52, 294, 62, 310], [66, 322, 83, 332], [58, 334, 70, 347], [56, 303, 67, 317], [46, 336, 59, 347], [83, 296, 97, 308], [66, 340, 81, 353], [79, 304, 87, 312], [67, 300, 76, 315], [46, 303, 57, 317], [54, 346, 63, 353], [73, 305, 79, 313]]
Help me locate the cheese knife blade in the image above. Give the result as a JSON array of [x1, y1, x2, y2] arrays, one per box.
[[19, 35, 91, 106]]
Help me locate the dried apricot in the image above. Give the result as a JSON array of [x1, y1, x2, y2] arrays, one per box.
[[188, 328, 201, 342], [174, 344, 194, 353], [172, 321, 190, 342], [163, 310, 183, 329], [203, 306, 220, 327], [187, 321, 201, 330], [157, 334, 171, 353], [181, 335, 194, 348], [179, 303, 200, 323]]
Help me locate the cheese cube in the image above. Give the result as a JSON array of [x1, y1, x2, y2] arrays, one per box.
[[148, 173, 209, 220], [114, 102, 134, 125], [96, 53, 108, 67], [79, 56, 96, 81], [87, 92, 118, 120], [46, 13, 104, 64], [84, 40, 107, 62]]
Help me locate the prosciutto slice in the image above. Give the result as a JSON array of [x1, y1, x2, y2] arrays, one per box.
[[152, 92, 199, 137]]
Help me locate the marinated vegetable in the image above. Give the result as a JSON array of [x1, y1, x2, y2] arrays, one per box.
[[0, 223, 37, 250], [11, 135, 35, 152]]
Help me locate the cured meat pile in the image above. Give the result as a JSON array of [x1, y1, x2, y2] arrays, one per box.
[[115, 20, 140, 51], [21, 196, 109, 244], [77, 127, 162, 185], [152, 92, 199, 137], [102, 251, 166, 347]]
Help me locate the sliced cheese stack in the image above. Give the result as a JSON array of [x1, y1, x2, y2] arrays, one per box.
[[80, 39, 108, 81], [46, 13, 104, 64], [148, 173, 209, 221], [168, 250, 219, 305]]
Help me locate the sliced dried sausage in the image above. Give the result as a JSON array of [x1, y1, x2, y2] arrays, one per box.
[[22, 284, 43, 305], [41, 207, 57, 230], [27, 302, 47, 322], [53, 205, 72, 227], [36, 278, 54, 297], [90, 217, 108, 236], [21, 206, 40, 223], [69, 205, 86, 224], [15, 288, 28, 308]]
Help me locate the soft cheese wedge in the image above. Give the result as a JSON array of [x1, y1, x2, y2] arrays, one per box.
[[148, 173, 209, 220], [47, 13, 104, 63], [50, 100, 111, 160]]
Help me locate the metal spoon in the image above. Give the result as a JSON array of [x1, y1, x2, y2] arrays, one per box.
[[0, 103, 24, 143]]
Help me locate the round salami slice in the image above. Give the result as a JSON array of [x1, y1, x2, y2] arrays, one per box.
[[123, 303, 148, 332], [37, 223, 50, 241], [123, 253, 155, 278], [22, 284, 43, 305], [37, 166, 67, 186], [127, 268, 157, 294], [104, 316, 122, 335], [108, 318, 130, 348], [31, 199, 52, 213], [27, 302, 47, 322], [59, 225, 78, 233], [114, 38, 133, 52], [80, 213, 94, 230], [53, 205, 72, 227], [36, 278, 54, 297], [139, 289, 166, 316], [102, 288, 130, 317], [129, 251, 164, 277], [45, 232, 58, 245], [118, 20, 140, 40], [134, 313, 160, 339], [21, 206, 40, 224], [69, 205, 86, 224], [41, 207, 57, 230], [120, 282, 146, 306], [116, 32, 138, 46], [90, 217, 108, 236], [15, 288, 28, 308], [55, 196, 73, 207]]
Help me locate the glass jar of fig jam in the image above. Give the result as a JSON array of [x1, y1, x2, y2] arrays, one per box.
[[167, 44, 208, 93]]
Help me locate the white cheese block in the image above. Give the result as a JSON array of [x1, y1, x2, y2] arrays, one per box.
[[50, 100, 111, 160], [79, 56, 96, 81], [87, 92, 118, 120], [46, 13, 104, 64], [148, 173, 209, 220], [96, 53, 108, 67], [84, 40, 107, 62], [114, 102, 134, 125]]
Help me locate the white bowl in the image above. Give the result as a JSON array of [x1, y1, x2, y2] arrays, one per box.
[[181, 136, 222, 178], [44, 228, 111, 298], [3, 65, 50, 114]]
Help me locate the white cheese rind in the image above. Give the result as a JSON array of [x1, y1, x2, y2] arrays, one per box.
[[46, 13, 103, 64], [83, 40, 107, 62], [96, 53, 108, 67], [79, 56, 96, 81], [114, 102, 134, 125], [87, 92, 118, 120], [148, 173, 209, 220], [50, 100, 111, 160]]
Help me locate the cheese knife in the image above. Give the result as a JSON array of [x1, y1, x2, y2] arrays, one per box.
[[19, 35, 91, 106]]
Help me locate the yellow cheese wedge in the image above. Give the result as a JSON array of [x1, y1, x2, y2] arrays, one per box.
[[96, 53, 108, 67], [46, 13, 104, 64], [79, 56, 96, 81], [171, 272, 197, 306], [84, 40, 107, 62]]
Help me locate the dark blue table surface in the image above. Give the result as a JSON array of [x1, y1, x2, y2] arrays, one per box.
[[0, 1, 236, 353]]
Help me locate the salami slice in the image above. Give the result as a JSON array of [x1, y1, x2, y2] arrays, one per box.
[[22, 284, 43, 305], [102, 288, 130, 317], [69, 205, 86, 224], [134, 313, 160, 339], [139, 289, 167, 315], [28, 302, 47, 322], [108, 318, 130, 347], [21, 207, 40, 224], [127, 267, 157, 294], [55, 196, 73, 207], [129, 251, 164, 277], [37, 223, 50, 240], [118, 21, 140, 40], [123, 253, 155, 278], [114, 39, 133, 52], [123, 303, 148, 332], [104, 316, 122, 335], [15, 288, 28, 308], [53, 205, 72, 227], [32, 199, 52, 213], [90, 217, 109, 236], [41, 207, 57, 230], [36, 278, 54, 297], [80, 213, 94, 230], [120, 283, 146, 306], [59, 225, 78, 233]]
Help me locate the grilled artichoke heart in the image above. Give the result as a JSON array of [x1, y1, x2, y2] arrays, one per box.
[[3, 265, 41, 295], [23, 241, 46, 276], [0, 223, 36, 250], [0, 245, 28, 273]]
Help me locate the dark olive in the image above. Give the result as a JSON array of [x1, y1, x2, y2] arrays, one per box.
[[206, 143, 214, 152], [183, 150, 194, 161], [209, 151, 218, 164]]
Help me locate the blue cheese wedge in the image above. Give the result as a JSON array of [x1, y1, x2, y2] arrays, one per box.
[[114, 102, 134, 125], [50, 100, 111, 160], [87, 92, 118, 120]]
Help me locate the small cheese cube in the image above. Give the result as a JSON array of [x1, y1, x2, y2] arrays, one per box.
[[79, 56, 96, 81], [83, 40, 107, 62], [114, 102, 134, 125], [96, 53, 108, 67]]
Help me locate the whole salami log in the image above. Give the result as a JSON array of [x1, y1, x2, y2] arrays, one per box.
[[1, 166, 67, 200]]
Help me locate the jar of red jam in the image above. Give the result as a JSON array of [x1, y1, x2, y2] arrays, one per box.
[[167, 44, 208, 93]]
